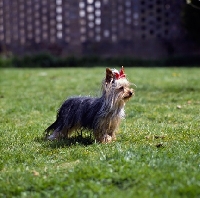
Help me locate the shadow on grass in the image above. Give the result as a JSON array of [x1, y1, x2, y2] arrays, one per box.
[[35, 134, 94, 148]]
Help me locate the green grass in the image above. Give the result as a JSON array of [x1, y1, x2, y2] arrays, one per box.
[[0, 67, 200, 198]]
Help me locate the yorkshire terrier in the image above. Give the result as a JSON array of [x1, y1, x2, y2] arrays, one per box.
[[45, 66, 134, 143]]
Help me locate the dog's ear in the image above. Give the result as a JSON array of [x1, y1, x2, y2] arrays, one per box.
[[105, 68, 114, 84]]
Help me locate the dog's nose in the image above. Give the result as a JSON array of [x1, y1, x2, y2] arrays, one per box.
[[129, 90, 134, 96]]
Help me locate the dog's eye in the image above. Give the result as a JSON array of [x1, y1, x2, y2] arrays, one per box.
[[119, 86, 124, 90]]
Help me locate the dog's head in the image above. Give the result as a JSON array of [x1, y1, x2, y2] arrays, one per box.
[[103, 66, 134, 102]]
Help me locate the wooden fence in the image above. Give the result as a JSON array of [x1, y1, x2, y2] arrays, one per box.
[[0, 0, 195, 59]]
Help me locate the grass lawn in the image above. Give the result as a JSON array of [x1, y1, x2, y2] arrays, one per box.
[[0, 67, 200, 198]]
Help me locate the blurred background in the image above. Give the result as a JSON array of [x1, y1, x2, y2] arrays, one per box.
[[0, 0, 200, 67]]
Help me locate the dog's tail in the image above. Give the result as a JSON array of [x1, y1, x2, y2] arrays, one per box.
[[44, 120, 61, 139], [45, 121, 56, 132], [44, 122, 55, 139]]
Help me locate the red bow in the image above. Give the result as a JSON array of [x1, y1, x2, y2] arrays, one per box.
[[113, 66, 126, 79]]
